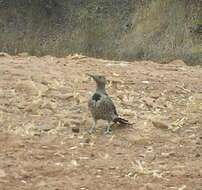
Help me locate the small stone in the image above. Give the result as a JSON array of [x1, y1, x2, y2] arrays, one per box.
[[88, 154, 95, 160], [72, 126, 80, 133], [83, 137, 90, 143], [143, 97, 155, 108], [152, 120, 169, 129], [195, 153, 200, 157], [38, 125, 53, 132], [161, 152, 175, 157], [64, 120, 70, 127]]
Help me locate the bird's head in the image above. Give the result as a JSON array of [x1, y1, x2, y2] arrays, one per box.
[[87, 74, 107, 85]]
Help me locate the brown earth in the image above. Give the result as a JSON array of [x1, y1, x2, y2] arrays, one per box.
[[0, 53, 201, 190]]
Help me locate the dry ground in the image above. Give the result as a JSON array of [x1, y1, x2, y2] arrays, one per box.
[[0, 53, 201, 190]]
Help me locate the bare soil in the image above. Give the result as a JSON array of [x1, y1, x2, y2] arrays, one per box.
[[0, 53, 201, 190]]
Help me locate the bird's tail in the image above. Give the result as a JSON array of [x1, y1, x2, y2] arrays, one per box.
[[113, 117, 131, 125]]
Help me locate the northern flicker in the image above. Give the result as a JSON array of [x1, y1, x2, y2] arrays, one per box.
[[87, 74, 130, 134]]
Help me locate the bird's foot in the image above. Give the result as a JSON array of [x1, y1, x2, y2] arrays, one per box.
[[88, 127, 96, 134], [105, 127, 112, 135], [105, 131, 112, 135]]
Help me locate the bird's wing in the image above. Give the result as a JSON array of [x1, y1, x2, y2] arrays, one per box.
[[100, 94, 118, 116]]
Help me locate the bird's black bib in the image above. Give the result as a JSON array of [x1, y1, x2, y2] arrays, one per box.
[[92, 93, 101, 102]]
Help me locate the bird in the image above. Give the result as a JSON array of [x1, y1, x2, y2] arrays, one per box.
[[87, 74, 130, 134]]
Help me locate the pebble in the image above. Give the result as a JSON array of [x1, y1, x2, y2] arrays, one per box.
[[152, 120, 169, 129], [72, 126, 80, 133]]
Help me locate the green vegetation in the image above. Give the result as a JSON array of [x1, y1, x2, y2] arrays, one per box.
[[0, 0, 201, 64]]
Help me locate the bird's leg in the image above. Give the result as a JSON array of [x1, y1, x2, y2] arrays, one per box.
[[105, 121, 113, 134], [89, 120, 97, 134]]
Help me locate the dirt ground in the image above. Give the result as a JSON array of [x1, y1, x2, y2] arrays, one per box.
[[0, 53, 201, 190]]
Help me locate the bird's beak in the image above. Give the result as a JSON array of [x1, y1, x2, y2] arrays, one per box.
[[87, 73, 96, 80]]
